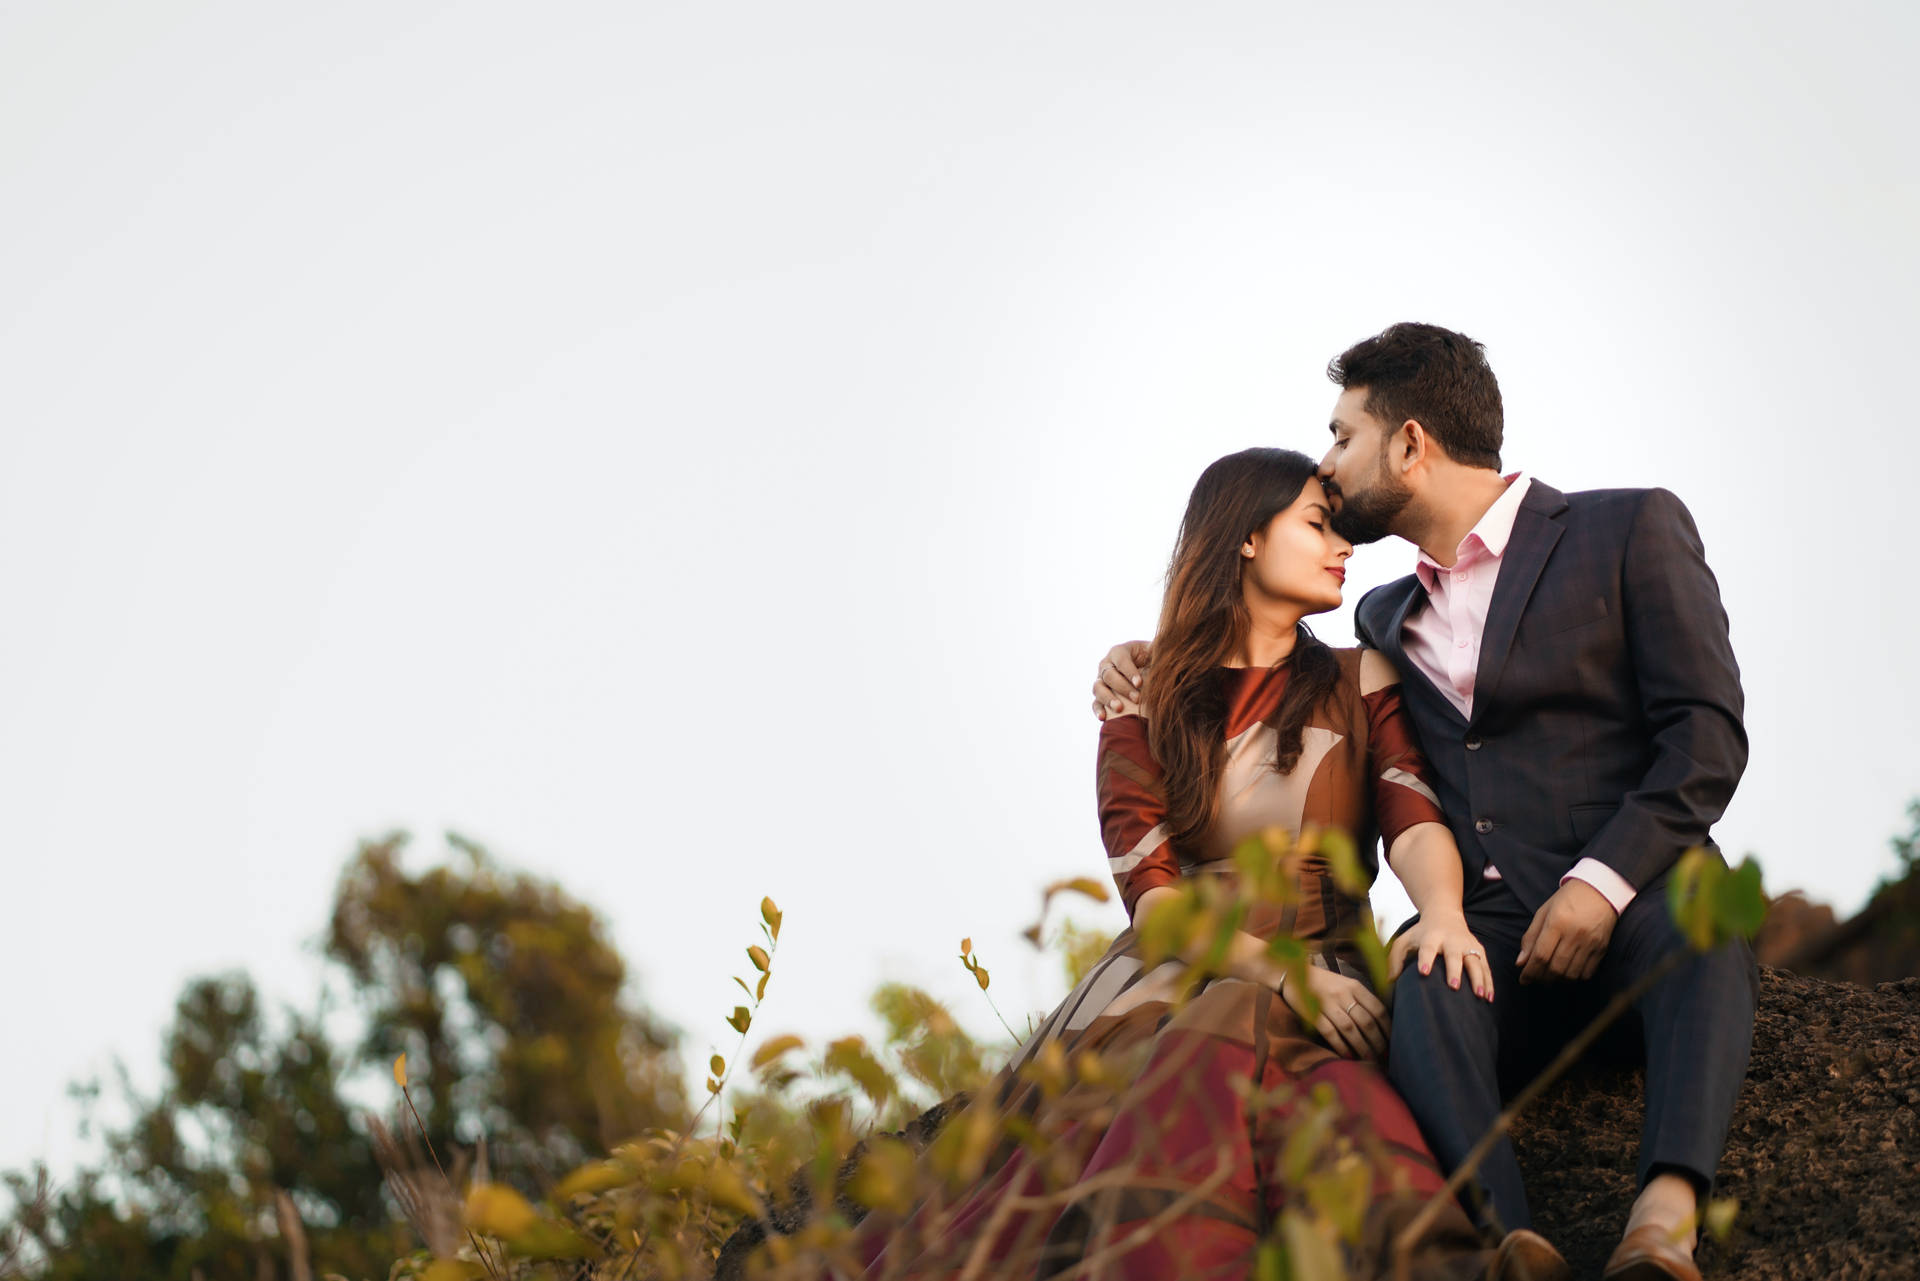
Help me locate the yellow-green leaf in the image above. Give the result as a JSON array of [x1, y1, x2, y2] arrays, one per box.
[[756, 971, 769, 1001], [392, 1053, 407, 1090], [1074, 1048, 1115, 1090], [706, 1076, 721, 1095], [727, 1005, 752, 1034], [1353, 911, 1391, 995], [761, 895, 783, 939], [1319, 827, 1367, 897], [1137, 891, 1197, 968], [1043, 876, 1112, 905], [1280, 1207, 1346, 1281], [709, 1054, 726, 1076], [751, 1034, 806, 1070], [959, 937, 972, 956], [1713, 858, 1767, 940], [699, 1161, 762, 1217], [824, 1036, 896, 1107], [554, 1160, 632, 1201], [973, 964, 990, 990], [1303, 1151, 1371, 1244], [747, 945, 771, 973], [1704, 1196, 1740, 1241], [466, 1183, 538, 1239], [928, 1100, 997, 1187], [1279, 1099, 1336, 1185], [845, 1136, 916, 1215], [1666, 849, 1723, 951]]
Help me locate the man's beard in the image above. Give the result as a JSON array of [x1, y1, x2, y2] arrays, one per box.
[[1328, 467, 1412, 546]]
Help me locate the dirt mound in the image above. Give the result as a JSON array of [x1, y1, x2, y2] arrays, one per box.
[[1516, 968, 1920, 1279]]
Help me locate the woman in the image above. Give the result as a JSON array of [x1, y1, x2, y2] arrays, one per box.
[[837, 450, 1529, 1280]]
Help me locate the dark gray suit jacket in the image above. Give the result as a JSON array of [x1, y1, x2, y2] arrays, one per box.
[[1355, 480, 1747, 911]]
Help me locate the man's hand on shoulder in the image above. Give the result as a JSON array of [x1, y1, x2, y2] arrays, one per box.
[[1516, 878, 1618, 983], [1092, 641, 1150, 720]]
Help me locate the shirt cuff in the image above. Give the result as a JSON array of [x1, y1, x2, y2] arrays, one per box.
[[1563, 859, 1637, 914]]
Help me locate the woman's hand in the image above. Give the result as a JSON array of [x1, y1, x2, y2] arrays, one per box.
[[1388, 913, 1496, 1002], [1282, 965, 1391, 1060]]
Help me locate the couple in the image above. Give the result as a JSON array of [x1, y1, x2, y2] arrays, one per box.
[[834, 325, 1754, 1281]]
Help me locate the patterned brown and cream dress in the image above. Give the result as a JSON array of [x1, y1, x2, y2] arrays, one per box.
[[842, 648, 1489, 1280]]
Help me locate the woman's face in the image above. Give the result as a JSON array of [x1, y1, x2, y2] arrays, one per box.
[[1240, 477, 1354, 615]]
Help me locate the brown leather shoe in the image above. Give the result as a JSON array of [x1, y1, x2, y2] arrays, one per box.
[[1602, 1224, 1703, 1281], [1487, 1228, 1571, 1281]]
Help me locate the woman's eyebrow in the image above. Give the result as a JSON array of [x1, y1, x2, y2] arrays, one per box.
[[1307, 502, 1333, 518]]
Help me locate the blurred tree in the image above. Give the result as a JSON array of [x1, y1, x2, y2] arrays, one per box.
[[326, 832, 687, 1179], [3, 973, 401, 1280], [2, 832, 687, 1279]]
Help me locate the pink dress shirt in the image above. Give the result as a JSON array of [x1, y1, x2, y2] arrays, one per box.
[[1399, 474, 1638, 915]]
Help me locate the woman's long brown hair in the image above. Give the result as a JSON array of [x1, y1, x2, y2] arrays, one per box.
[[1141, 448, 1342, 852]]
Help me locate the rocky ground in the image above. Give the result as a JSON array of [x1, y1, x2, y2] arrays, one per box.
[[1517, 968, 1920, 1280], [722, 968, 1920, 1279]]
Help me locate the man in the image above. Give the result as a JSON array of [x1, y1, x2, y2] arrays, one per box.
[[1090, 323, 1756, 1281]]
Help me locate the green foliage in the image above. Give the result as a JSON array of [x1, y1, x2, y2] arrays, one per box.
[[1885, 798, 1920, 883], [3, 972, 404, 1281], [1667, 850, 1768, 951], [327, 834, 686, 1177], [1051, 918, 1117, 991]]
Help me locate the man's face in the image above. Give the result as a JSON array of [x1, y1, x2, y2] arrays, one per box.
[[1318, 386, 1412, 545]]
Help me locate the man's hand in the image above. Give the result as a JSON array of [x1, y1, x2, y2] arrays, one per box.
[[1516, 879, 1618, 983], [1091, 641, 1151, 720]]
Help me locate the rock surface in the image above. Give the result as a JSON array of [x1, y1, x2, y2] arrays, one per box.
[[721, 968, 1920, 1279], [1518, 968, 1920, 1280]]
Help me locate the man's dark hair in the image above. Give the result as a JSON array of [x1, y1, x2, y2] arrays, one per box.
[[1327, 323, 1503, 470]]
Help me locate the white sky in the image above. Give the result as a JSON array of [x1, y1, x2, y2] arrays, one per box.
[[3, 2, 1915, 1181]]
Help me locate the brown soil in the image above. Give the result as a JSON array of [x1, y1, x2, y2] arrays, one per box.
[[1515, 968, 1920, 1279], [722, 968, 1920, 1279]]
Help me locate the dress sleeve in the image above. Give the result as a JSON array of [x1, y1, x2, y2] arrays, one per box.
[[1363, 683, 1448, 861], [1096, 714, 1180, 918]]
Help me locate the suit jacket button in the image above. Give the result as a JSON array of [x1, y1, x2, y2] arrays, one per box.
[[1465, 735, 1483, 751], [1474, 818, 1493, 834]]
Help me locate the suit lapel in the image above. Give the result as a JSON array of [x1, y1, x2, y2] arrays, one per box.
[[1376, 575, 1465, 725], [1469, 480, 1569, 725]]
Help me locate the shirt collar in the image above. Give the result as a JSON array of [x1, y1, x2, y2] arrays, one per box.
[[1415, 472, 1531, 591]]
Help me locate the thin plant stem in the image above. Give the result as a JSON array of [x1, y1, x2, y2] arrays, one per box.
[[399, 1084, 504, 1281]]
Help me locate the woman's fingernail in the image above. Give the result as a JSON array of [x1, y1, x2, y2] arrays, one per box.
[[1131, 674, 1142, 686], [1420, 963, 1430, 975], [1450, 977, 1459, 989], [1110, 700, 1123, 711]]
